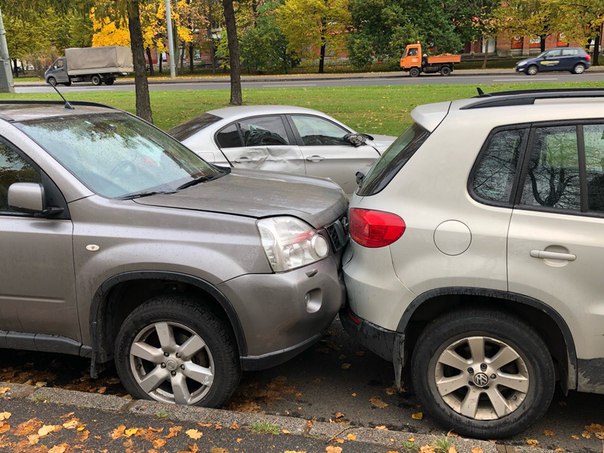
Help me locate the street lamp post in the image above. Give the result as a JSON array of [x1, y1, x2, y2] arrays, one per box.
[[0, 6, 14, 93], [165, 0, 176, 79]]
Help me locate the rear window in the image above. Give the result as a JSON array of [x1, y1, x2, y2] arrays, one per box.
[[358, 123, 430, 196], [169, 113, 222, 140]]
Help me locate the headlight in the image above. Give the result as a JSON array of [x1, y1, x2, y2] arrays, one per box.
[[257, 217, 330, 272]]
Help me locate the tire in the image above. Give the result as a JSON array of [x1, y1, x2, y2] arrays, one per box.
[[105, 78, 115, 85], [115, 295, 241, 408], [440, 66, 452, 76], [409, 67, 421, 77], [91, 75, 102, 86], [47, 77, 57, 86], [63, 81, 72, 87], [526, 65, 538, 76], [411, 309, 555, 439], [573, 63, 586, 74]]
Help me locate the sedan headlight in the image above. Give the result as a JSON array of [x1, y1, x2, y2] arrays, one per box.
[[257, 217, 330, 272]]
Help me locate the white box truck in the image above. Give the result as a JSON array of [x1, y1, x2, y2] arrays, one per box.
[[45, 46, 133, 86]]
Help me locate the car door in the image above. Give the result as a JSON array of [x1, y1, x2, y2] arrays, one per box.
[[0, 138, 79, 340], [289, 114, 381, 194], [539, 49, 563, 72], [215, 115, 305, 174], [507, 123, 604, 387]]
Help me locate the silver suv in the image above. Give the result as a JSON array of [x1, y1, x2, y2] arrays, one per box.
[[342, 89, 604, 438], [0, 100, 347, 407]]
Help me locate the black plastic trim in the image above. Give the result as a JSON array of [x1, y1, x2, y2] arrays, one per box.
[[90, 271, 248, 362], [462, 89, 604, 110], [240, 332, 323, 371], [396, 287, 578, 388], [0, 331, 86, 356]]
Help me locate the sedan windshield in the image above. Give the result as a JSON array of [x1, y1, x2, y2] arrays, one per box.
[[16, 112, 224, 198]]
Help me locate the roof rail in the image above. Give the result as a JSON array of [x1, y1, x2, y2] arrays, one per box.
[[0, 100, 116, 109], [462, 88, 604, 109]]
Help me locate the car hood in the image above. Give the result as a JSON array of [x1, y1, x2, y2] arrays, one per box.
[[369, 134, 396, 153], [516, 58, 533, 66], [133, 169, 348, 228]]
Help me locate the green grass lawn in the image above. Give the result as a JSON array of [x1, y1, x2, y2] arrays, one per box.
[[1, 81, 603, 136]]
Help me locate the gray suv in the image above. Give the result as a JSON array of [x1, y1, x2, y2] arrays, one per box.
[[0, 101, 347, 407], [342, 89, 604, 438]]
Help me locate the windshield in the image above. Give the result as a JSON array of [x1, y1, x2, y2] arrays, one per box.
[[169, 113, 222, 140], [358, 123, 430, 196], [16, 112, 224, 198]]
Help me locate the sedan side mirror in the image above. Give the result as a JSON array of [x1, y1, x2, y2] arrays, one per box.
[[344, 133, 368, 147]]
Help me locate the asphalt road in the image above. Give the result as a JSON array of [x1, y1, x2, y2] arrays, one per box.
[[14, 70, 604, 93], [0, 319, 601, 452]]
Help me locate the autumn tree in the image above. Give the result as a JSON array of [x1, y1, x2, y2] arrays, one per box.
[[276, 0, 351, 73], [495, 0, 553, 52]]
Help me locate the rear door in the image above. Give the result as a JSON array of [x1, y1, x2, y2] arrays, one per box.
[[289, 114, 380, 194], [215, 115, 305, 174], [507, 123, 604, 390]]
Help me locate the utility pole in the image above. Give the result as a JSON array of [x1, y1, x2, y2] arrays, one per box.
[[164, 0, 176, 79], [0, 6, 14, 93]]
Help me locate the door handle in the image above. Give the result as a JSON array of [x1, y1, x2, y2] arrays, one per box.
[[530, 250, 576, 261], [306, 155, 324, 162]]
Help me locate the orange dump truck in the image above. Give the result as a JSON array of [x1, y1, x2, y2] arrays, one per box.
[[400, 43, 462, 77]]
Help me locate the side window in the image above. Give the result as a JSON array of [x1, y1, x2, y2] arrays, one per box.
[[562, 49, 578, 57], [290, 115, 349, 146], [216, 124, 242, 148], [584, 124, 604, 212], [472, 128, 526, 204], [0, 141, 42, 212], [238, 116, 289, 146], [520, 126, 580, 211]]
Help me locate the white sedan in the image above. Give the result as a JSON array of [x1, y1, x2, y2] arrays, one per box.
[[169, 105, 395, 194]]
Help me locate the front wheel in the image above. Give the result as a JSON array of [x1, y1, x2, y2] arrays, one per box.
[[47, 77, 57, 86], [409, 67, 421, 77], [411, 309, 555, 439], [526, 65, 538, 76], [115, 295, 241, 407]]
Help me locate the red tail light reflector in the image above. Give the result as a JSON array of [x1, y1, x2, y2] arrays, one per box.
[[349, 208, 405, 248], [586, 54, 592, 61]]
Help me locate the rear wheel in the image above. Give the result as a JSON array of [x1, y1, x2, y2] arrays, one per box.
[[409, 67, 421, 77], [91, 74, 102, 86], [440, 66, 452, 76], [105, 78, 115, 85], [526, 65, 538, 76], [115, 295, 241, 407], [573, 63, 586, 74], [411, 309, 555, 439]]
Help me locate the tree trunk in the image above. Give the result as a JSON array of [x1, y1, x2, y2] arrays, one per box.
[[189, 43, 194, 73], [540, 35, 546, 52], [12, 58, 18, 77], [481, 37, 488, 69], [319, 41, 326, 73], [594, 34, 600, 66], [127, 0, 153, 123], [222, 0, 242, 105], [206, 0, 216, 74], [159, 48, 163, 73], [146, 47, 154, 76]]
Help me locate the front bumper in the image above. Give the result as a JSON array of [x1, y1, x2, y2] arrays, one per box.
[[218, 254, 345, 370]]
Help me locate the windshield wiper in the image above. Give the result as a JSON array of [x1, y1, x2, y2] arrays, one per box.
[[120, 190, 176, 200], [177, 173, 222, 191]]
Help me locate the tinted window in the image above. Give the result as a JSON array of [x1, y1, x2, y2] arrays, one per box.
[[584, 124, 604, 212], [561, 49, 579, 57], [216, 124, 242, 148], [358, 123, 430, 196], [520, 126, 580, 211], [239, 116, 289, 146], [472, 129, 525, 204], [290, 115, 349, 146], [168, 113, 222, 140], [0, 141, 41, 212]]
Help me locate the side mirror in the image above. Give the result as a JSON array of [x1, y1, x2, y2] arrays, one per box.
[[344, 133, 368, 147], [8, 182, 63, 217]]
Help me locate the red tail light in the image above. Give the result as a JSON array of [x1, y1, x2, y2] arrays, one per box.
[[349, 208, 405, 248], [586, 54, 592, 61]]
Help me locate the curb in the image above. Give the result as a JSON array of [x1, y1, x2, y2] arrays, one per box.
[[0, 381, 558, 453]]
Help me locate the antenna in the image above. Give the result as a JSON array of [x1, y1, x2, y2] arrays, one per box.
[[49, 83, 74, 110], [476, 87, 487, 97]]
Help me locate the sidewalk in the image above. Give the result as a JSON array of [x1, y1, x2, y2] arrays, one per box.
[[0, 382, 557, 452]]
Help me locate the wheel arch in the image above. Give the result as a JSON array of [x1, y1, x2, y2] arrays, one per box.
[[89, 271, 247, 366], [397, 287, 577, 392]]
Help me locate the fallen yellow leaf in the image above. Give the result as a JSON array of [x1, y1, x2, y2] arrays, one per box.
[[526, 439, 539, 446], [125, 427, 139, 437], [0, 387, 10, 394], [27, 434, 40, 445], [341, 363, 351, 370], [186, 428, 203, 440], [48, 445, 67, 453], [229, 422, 240, 430], [543, 429, 555, 436], [111, 425, 126, 439], [471, 448, 483, 453], [571, 434, 580, 440], [375, 425, 388, 431], [411, 411, 423, 420], [282, 428, 291, 434], [408, 437, 415, 442], [166, 426, 182, 438], [326, 447, 342, 453], [38, 425, 59, 437], [0, 412, 11, 421], [346, 433, 357, 441], [369, 397, 388, 408], [62, 419, 79, 430], [584, 423, 604, 440], [448, 447, 458, 453], [419, 445, 435, 453]]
